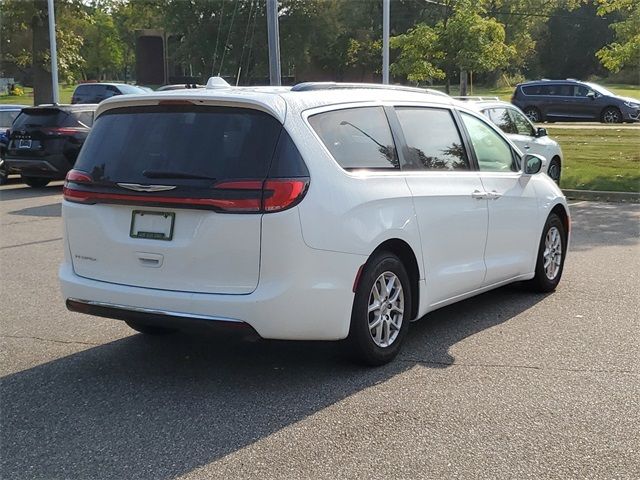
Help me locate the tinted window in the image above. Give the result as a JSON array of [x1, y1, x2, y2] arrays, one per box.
[[73, 111, 94, 128], [573, 85, 590, 97], [309, 107, 398, 170], [509, 109, 535, 136], [522, 85, 542, 96], [75, 105, 283, 184], [485, 108, 517, 135], [460, 113, 517, 172], [74, 85, 91, 95], [13, 109, 88, 128], [395, 107, 469, 171]]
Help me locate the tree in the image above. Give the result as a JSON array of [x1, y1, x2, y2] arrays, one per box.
[[596, 0, 640, 73], [390, 0, 514, 90]]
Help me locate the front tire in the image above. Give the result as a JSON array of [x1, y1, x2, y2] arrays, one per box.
[[529, 213, 567, 293], [548, 157, 561, 185], [601, 107, 622, 124], [348, 252, 412, 366], [125, 320, 177, 335], [22, 176, 50, 188]]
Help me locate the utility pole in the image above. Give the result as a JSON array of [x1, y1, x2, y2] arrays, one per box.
[[266, 0, 281, 86], [47, 0, 59, 103], [382, 0, 390, 84]]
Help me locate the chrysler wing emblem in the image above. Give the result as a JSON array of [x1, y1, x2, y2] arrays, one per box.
[[117, 183, 177, 192]]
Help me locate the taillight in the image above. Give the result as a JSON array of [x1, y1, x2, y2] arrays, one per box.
[[62, 173, 309, 214], [263, 179, 309, 212], [63, 170, 93, 203], [43, 127, 82, 136]]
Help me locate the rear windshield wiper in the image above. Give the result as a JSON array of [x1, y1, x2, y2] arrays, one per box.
[[142, 170, 217, 181]]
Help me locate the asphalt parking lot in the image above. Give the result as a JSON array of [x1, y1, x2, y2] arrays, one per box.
[[1, 181, 638, 480]]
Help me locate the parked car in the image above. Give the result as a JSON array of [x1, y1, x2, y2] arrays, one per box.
[[71, 83, 148, 104], [60, 81, 569, 365], [4, 104, 97, 188], [0, 104, 29, 185], [512, 79, 640, 123], [458, 98, 563, 184]]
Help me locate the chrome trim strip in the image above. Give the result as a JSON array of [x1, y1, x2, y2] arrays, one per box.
[[67, 298, 243, 323], [117, 183, 177, 192]]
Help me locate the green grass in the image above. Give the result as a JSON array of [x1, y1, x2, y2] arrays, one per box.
[[0, 85, 74, 105], [547, 127, 640, 192]]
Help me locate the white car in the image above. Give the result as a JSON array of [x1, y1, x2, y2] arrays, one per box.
[[459, 98, 563, 184], [60, 81, 570, 365]]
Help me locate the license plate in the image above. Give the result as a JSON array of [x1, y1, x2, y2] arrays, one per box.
[[18, 139, 32, 149], [130, 210, 175, 241]]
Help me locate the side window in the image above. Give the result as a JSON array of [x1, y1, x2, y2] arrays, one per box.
[[557, 85, 573, 97], [460, 113, 517, 173], [509, 109, 536, 136], [105, 85, 121, 98], [573, 85, 589, 97], [522, 85, 541, 96], [485, 108, 517, 135], [74, 111, 94, 128], [308, 107, 398, 170], [395, 107, 469, 171]]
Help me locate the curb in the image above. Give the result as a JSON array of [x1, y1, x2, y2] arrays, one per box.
[[563, 189, 640, 203]]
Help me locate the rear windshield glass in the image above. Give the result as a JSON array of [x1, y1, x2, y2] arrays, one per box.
[[12, 109, 89, 129], [74, 105, 282, 183]]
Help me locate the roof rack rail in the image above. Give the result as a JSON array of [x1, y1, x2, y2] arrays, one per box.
[[290, 82, 449, 97], [566, 78, 579, 81], [451, 96, 500, 102]]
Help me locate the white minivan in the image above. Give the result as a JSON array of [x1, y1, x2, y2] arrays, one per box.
[[60, 82, 569, 365]]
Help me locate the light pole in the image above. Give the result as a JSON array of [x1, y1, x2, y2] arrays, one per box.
[[47, 0, 60, 103], [382, 0, 390, 84], [266, 0, 282, 86]]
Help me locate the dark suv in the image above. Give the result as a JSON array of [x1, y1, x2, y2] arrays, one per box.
[[512, 79, 640, 123], [4, 104, 97, 187], [71, 83, 147, 104]]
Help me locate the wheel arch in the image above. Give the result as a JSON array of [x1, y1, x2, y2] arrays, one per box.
[[368, 238, 421, 321], [550, 203, 570, 236]]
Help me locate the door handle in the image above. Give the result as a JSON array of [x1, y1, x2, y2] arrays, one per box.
[[524, 145, 530, 149], [472, 190, 489, 200], [487, 190, 502, 200]]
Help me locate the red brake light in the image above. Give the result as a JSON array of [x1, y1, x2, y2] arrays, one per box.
[[263, 179, 309, 212], [65, 169, 92, 184], [43, 127, 83, 135]]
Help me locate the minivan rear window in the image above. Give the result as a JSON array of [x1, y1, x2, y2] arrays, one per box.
[[74, 105, 283, 184]]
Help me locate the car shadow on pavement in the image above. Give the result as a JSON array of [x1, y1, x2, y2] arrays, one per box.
[[8, 202, 61, 217], [0, 284, 548, 480], [0, 182, 63, 202]]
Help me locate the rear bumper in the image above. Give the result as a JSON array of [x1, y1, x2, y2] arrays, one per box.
[[4, 155, 71, 178], [59, 208, 366, 341], [66, 298, 258, 336]]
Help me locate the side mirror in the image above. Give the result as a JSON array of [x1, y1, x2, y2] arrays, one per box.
[[587, 91, 596, 100], [523, 153, 545, 175], [536, 127, 547, 137]]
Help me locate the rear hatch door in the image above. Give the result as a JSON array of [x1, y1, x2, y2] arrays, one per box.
[[64, 103, 283, 294], [8, 108, 89, 159]]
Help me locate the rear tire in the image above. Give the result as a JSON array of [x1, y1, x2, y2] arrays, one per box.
[[529, 213, 567, 293], [125, 320, 177, 335], [348, 251, 412, 366], [524, 107, 542, 123], [22, 176, 50, 188]]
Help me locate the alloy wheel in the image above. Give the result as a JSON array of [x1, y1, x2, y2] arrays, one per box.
[[602, 109, 621, 123], [543, 226, 562, 280], [367, 271, 404, 348]]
